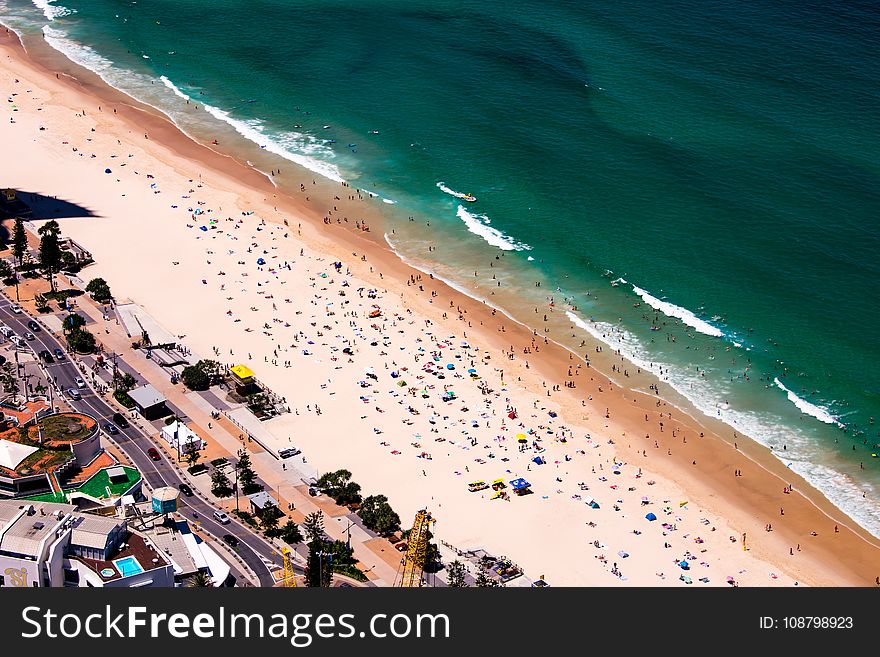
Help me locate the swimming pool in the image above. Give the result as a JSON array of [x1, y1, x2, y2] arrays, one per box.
[[114, 556, 144, 577]]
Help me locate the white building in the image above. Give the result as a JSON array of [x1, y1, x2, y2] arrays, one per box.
[[160, 421, 205, 455], [0, 500, 173, 587]]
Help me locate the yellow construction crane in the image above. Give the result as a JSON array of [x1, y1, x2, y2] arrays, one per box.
[[281, 547, 298, 587], [396, 510, 434, 587]]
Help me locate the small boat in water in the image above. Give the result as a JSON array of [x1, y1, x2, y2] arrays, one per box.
[[463, 194, 477, 202]]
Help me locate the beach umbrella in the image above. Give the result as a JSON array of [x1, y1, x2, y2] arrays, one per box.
[[446, 363, 455, 370], [104, 168, 111, 173], [257, 257, 266, 265], [645, 513, 657, 521], [678, 561, 689, 570]]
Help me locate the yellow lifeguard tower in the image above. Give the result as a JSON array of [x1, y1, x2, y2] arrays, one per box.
[[230, 364, 260, 396]]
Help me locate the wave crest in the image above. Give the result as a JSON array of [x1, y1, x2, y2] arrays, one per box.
[[455, 205, 531, 252], [631, 284, 725, 338]]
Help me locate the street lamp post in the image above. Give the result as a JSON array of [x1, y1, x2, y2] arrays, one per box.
[[316, 550, 333, 587]]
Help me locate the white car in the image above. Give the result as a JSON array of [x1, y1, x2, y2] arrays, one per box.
[[23, 332, 35, 341], [10, 305, 22, 314], [75, 377, 86, 389]]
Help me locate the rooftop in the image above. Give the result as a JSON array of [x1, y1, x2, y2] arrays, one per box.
[[70, 531, 169, 582], [247, 490, 278, 510], [22, 466, 141, 504], [230, 364, 254, 380], [127, 384, 166, 409], [0, 439, 38, 471], [0, 501, 76, 559], [70, 514, 124, 550], [27, 412, 99, 447]]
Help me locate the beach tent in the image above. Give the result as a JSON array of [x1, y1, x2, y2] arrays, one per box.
[[257, 258, 266, 265], [509, 478, 532, 495], [532, 456, 545, 465], [645, 513, 657, 521], [104, 168, 111, 174]]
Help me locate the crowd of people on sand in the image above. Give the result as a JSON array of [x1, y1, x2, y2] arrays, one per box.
[[1, 68, 840, 586]]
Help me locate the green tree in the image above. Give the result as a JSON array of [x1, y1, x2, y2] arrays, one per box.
[[474, 570, 501, 588], [235, 449, 258, 494], [12, 217, 27, 266], [357, 494, 401, 535], [186, 571, 213, 587], [316, 469, 362, 506], [185, 448, 201, 469], [446, 560, 468, 587], [67, 328, 96, 354], [181, 364, 210, 391], [33, 293, 49, 312], [305, 539, 333, 587], [0, 361, 18, 394], [117, 372, 136, 392], [62, 312, 86, 333], [0, 258, 13, 281], [259, 505, 280, 534], [60, 250, 77, 272], [302, 510, 325, 543], [85, 277, 112, 302], [280, 520, 303, 545], [210, 468, 231, 497], [37, 220, 62, 293]]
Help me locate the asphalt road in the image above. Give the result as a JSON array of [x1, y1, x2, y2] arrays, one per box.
[[0, 295, 282, 587]]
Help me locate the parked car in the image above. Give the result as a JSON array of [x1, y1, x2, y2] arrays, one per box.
[[103, 422, 119, 435], [147, 447, 161, 461], [53, 348, 65, 360], [27, 320, 41, 332], [222, 534, 238, 548], [178, 483, 193, 497], [278, 447, 301, 458], [11, 337, 25, 348], [39, 350, 53, 363], [66, 388, 81, 401], [112, 412, 130, 429], [75, 377, 86, 389], [10, 304, 21, 314], [23, 332, 35, 341], [0, 326, 13, 338], [213, 511, 231, 525]]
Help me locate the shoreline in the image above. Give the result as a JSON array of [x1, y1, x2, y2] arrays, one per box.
[[3, 26, 879, 586]]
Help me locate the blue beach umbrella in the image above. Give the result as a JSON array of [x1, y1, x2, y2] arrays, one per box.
[[645, 512, 657, 521]]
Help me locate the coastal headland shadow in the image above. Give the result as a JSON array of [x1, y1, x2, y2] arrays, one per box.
[[0, 189, 97, 221], [0, 190, 96, 247]]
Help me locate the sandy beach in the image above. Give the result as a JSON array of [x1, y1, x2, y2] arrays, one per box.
[[2, 27, 879, 586]]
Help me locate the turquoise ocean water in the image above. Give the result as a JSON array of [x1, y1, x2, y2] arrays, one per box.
[[3, 0, 879, 534]]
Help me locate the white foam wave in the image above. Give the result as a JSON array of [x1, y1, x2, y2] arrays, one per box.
[[31, 0, 74, 21], [455, 205, 531, 252], [774, 378, 844, 428], [631, 284, 725, 338], [40, 31, 344, 186], [200, 103, 344, 183], [437, 181, 475, 201], [159, 75, 190, 101], [566, 309, 880, 537], [41, 25, 148, 90]]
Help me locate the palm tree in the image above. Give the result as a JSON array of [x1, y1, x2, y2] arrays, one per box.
[[186, 571, 213, 587]]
